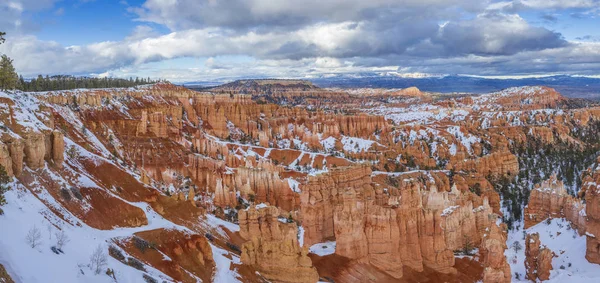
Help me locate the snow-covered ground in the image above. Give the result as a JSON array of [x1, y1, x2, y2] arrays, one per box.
[[365, 104, 470, 125], [0, 186, 174, 283], [0, 89, 242, 282], [506, 218, 600, 282], [309, 241, 336, 256], [341, 136, 375, 153], [0, 180, 243, 283]]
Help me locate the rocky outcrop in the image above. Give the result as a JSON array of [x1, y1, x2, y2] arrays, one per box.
[[524, 176, 568, 228], [232, 167, 297, 212], [300, 166, 501, 278], [585, 177, 600, 264], [7, 138, 24, 176], [524, 175, 586, 229], [128, 228, 215, 283], [0, 142, 13, 176], [450, 150, 518, 178], [525, 233, 554, 281], [481, 223, 511, 283], [364, 205, 403, 278], [419, 208, 456, 274], [335, 114, 388, 138], [51, 130, 64, 167], [213, 178, 236, 208], [0, 263, 15, 283], [239, 206, 319, 283], [334, 188, 368, 259], [301, 165, 373, 246], [147, 111, 168, 138], [477, 86, 565, 111], [23, 131, 46, 169]]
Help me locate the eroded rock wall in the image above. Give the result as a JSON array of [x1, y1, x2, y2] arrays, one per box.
[[239, 206, 319, 283]]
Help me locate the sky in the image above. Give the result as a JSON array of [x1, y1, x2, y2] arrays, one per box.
[[1, 0, 600, 82]]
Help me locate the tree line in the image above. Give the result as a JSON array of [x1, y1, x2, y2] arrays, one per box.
[[0, 31, 163, 92], [18, 75, 162, 92]]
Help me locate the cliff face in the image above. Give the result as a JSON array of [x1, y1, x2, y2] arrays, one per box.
[[364, 204, 403, 278], [300, 165, 373, 247], [333, 187, 369, 259], [524, 175, 586, 229], [298, 165, 502, 279], [525, 233, 554, 281], [0, 127, 63, 178], [239, 206, 319, 283], [584, 171, 600, 264], [450, 150, 519, 178], [481, 223, 511, 283]]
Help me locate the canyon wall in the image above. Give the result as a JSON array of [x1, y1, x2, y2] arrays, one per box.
[[239, 205, 319, 283]]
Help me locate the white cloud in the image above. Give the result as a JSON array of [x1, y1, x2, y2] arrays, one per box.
[[1, 0, 600, 81], [520, 0, 598, 9], [487, 0, 600, 11]]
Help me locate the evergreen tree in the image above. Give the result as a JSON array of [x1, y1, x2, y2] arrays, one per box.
[[0, 31, 5, 44], [17, 75, 162, 92], [0, 165, 10, 215], [0, 55, 19, 90]]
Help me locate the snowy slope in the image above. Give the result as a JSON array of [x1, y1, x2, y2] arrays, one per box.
[[0, 89, 243, 283], [507, 218, 600, 282], [0, 186, 174, 283]]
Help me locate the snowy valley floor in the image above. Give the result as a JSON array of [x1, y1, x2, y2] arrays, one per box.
[[507, 218, 600, 282], [0, 185, 241, 283]]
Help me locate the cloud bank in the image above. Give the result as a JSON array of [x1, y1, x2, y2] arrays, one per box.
[[1, 0, 599, 81]]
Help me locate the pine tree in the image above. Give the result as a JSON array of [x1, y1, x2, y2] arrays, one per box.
[[0, 165, 10, 215], [0, 55, 19, 90], [0, 31, 5, 44]]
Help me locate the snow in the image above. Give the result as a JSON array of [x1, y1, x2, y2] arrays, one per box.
[[507, 218, 600, 282], [204, 214, 240, 235], [320, 136, 336, 152], [0, 87, 255, 283], [255, 203, 268, 209], [210, 244, 241, 283], [441, 205, 460, 216], [364, 103, 471, 125], [309, 241, 336, 256], [0, 187, 175, 283], [446, 126, 480, 154], [292, 138, 309, 151], [298, 226, 305, 247], [449, 143, 457, 156], [0, 92, 51, 131], [341, 136, 375, 153], [287, 178, 301, 193]]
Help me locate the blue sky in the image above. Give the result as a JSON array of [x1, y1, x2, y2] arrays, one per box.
[[35, 1, 139, 45], [1, 0, 600, 82]]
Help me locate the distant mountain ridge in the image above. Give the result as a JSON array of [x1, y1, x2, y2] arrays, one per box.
[[309, 74, 600, 98], [208, 79, 317, 94], [183, 74, 600, 99]]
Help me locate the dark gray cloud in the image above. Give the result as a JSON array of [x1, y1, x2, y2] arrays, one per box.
[[129, 0, 488, 31], [348, 41, 600, 77], [432, 12, 568, 56]]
